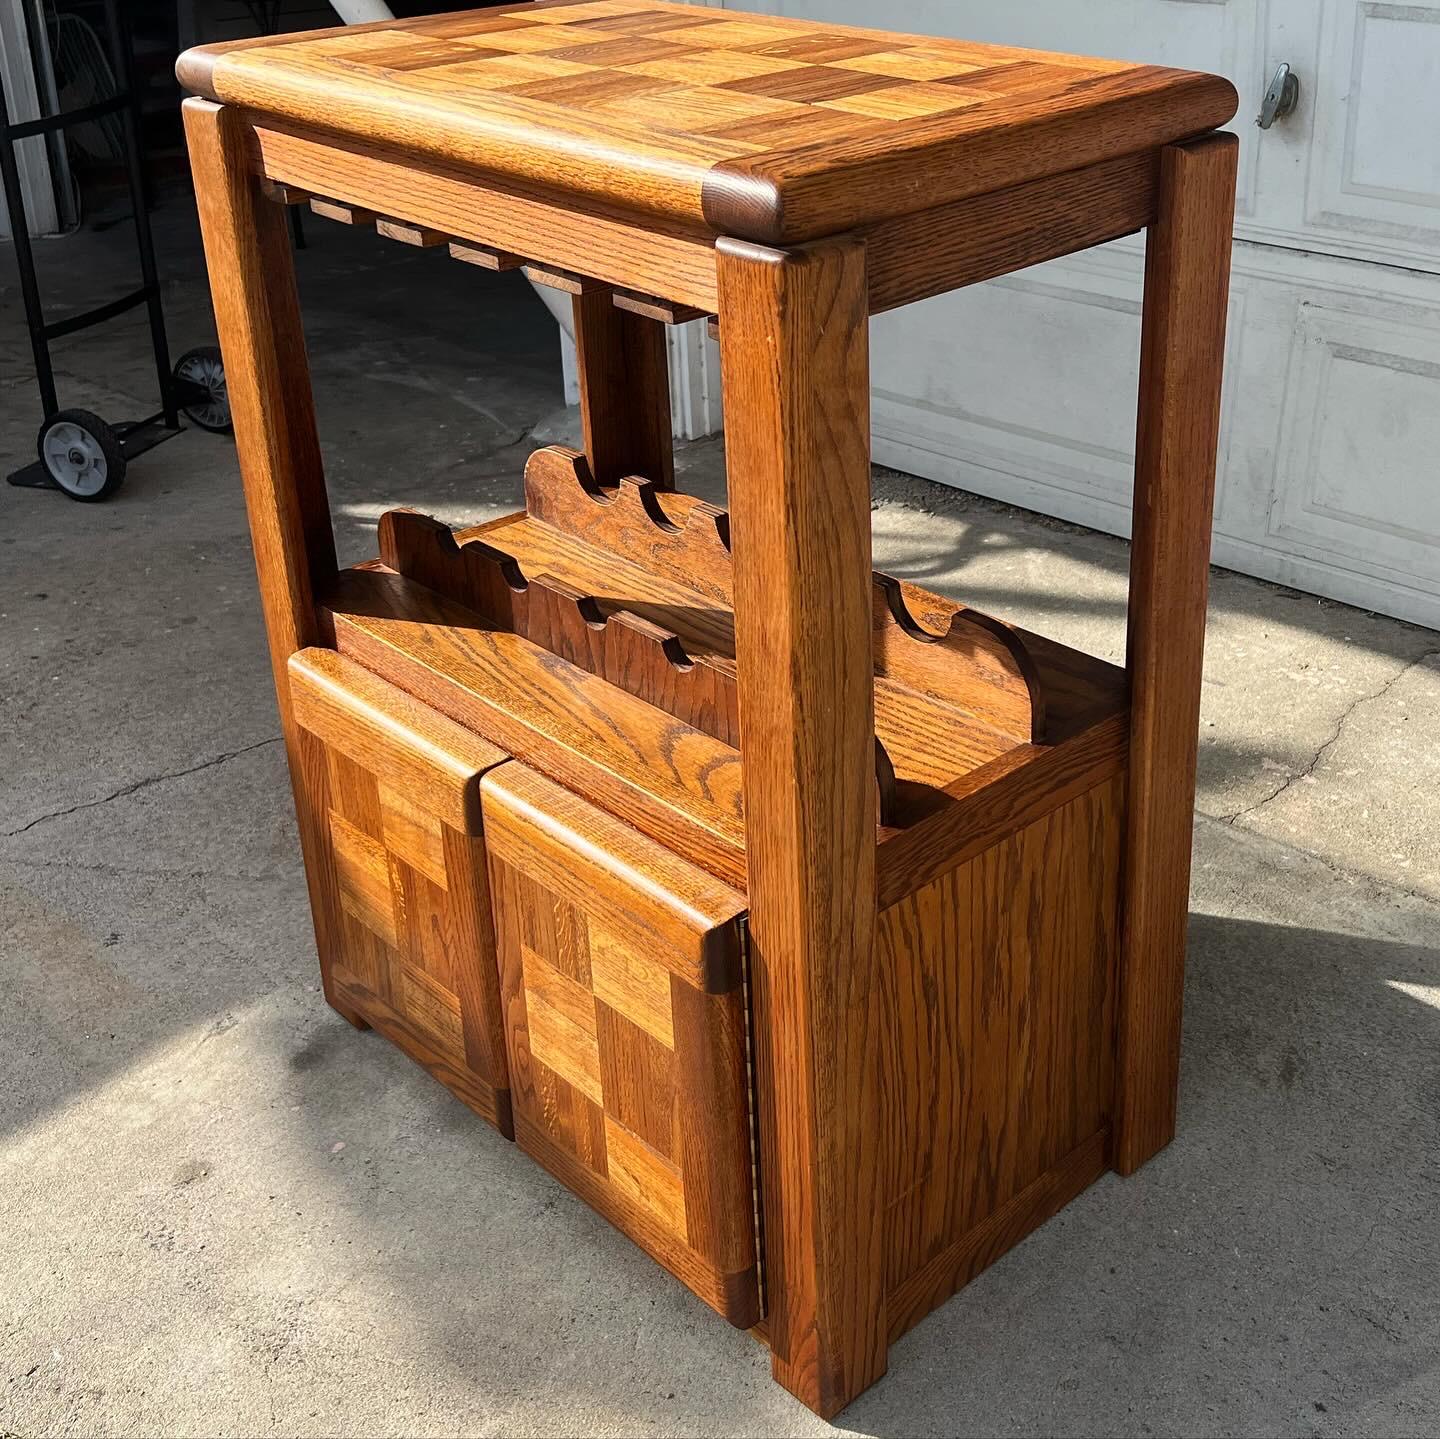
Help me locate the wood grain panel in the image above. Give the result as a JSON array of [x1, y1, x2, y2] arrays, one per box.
[[876, 711, 1129, 909], [1115, 134, 1238, 1176], [323, 566, 749, 888], [590, 925, 676, 1047], [717, 235, 884, 1416], [378, 508, 743, 749], [861, 151, 1157, 314], [484, 763, 758, 1327], [287, 649, 512, 1136], [886, 1131, 1109, 1342], [248, 122, 720, 312], [289, 647, 504, 834], [572, 290, 674, 488]]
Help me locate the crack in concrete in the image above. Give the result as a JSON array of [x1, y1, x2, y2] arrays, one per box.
[[1, 737, 282, 838], [0, 853, 291, 884], [1196, 809, 1436, 911], [1216, 649, 1440, 827]]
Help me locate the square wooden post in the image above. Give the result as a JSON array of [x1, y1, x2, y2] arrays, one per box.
[[182, 98, 359, 1027], [1115, 132, 1238, 1174], [716, 236, 887, 1417], [571, 294, 673, 489]]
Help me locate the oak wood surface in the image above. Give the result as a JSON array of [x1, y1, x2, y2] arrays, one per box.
[[874, 710, 1128, 910], [249, 122, 720, 312], [571, 291, 674, 488], [379, 508, 742, 748], [295, 710, 513, 1135], [863, 150, 1158, 315], [184, 14, 1239, 1404], [386, 500, 1030, 803], [322, 566, 749, 888], [183, 98, 353, 1025], [1115, 133, 1238, 1176], [508, 446, 1120, 741], [611, 289, 708, 325], [877, 776, 1122, 1303], [483, 764, 759, 1325], [289, 647, 506, 834], [886, 1130, 1109, 1342], [447, 239, 525, 270], [717, 235, 885, 1416], [177, 0, 1236, 244], [482, 762, 745, 992]]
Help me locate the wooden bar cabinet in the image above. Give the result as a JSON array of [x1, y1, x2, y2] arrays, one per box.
[[179, 2, 1237, 1417]]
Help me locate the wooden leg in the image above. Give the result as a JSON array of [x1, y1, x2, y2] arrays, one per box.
[[1115, 132, 1238, 1176], [716, 236, 886, 1417], [183, 99, 350, 1022], [571, 292, 673, 488]]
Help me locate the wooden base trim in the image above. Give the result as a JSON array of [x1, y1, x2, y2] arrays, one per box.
[[332, 962, 514, 1137], [515, 1114, 761, 1329], [886, 1130, 1109, 1344]]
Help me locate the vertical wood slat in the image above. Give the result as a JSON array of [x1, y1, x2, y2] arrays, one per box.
[[1114, 132, 1238, 1176], [182, 98, 347, 1016], [572, 292, 674, 490], [716, 235, 886, 1417]]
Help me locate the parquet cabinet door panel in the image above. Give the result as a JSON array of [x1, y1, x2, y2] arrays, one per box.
[[481, 762, 760, 1328], [288, 649, 513, 1134]]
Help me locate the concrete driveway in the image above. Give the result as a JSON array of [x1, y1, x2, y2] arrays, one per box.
[[3, 204, 1438, 1438]]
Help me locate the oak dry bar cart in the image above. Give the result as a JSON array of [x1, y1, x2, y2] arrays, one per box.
[[178, 2, 1237, 1418]]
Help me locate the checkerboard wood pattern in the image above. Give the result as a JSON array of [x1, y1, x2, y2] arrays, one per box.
[[177, 0, 1238, 242], [481, 762, 760, 1327], [290, 652, 513, 1134]]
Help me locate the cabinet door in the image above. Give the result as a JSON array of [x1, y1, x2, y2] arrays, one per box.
[[290, 649, 513, 1133], [481, 764, 761, 1327]]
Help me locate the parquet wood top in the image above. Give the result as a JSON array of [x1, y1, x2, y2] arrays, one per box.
[[177, 0, 1237, 242]]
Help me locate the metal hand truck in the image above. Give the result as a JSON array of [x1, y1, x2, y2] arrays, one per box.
[[3, 0, 231, 501]]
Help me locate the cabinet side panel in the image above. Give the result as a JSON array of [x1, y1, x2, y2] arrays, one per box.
[[878, 773, 1123, 1303]]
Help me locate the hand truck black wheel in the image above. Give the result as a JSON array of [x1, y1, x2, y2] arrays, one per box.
[[37, 409, 127, 501], [172, 345, 232, 433]]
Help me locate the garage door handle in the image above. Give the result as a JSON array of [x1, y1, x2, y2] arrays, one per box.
[[1257, 63, 1300, 129]]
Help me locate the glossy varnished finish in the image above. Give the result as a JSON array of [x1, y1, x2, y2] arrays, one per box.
[[181, 3, 1239, 1416], [321, 566, 750, 888], [289, 650, 514, 1132], [877, 775, 1123, 1323], [1115, 134, 1239, 1175], [717, 237, 885, 1416], [572, 292, 673, 488], [482, 763, 759, 1325], [177, 0, 1235, 243]]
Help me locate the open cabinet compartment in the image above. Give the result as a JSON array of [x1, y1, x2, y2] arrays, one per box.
[[307, 442, 1131, 1333]]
